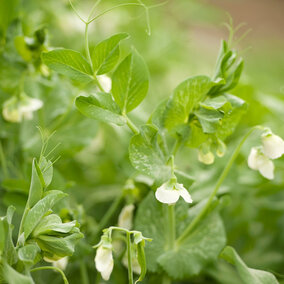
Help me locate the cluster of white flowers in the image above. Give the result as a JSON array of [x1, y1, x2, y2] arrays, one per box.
[[248, 132, 284, 179], [2, 93, 43, 123], [155, 179, 193, 205]]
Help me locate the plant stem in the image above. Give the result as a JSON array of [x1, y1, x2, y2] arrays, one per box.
[[125, 115, 140, 135], [126, 231, 134, 284], [177, 126, 260, 245], [95, 194, 123, 238], [168, 204, 175, 250], [30, 266, 69, 284], [84, 23, 92, 68], [0, 141, 8, 178], [80, 261, 89, 284], [162, 275, 171, 284]]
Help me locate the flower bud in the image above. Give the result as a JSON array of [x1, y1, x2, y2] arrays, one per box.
[[95, 245, 114, 281], [248, 147, 274, 180], [118, 204, 135, 230], [262, 133, 284, 159]]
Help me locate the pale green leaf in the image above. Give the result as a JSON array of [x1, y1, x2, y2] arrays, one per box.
[[220, 246, 278, 284], [2, 262, 34, 284], [27, 159, 43, 208], [23, 190, 67, 240], [18, 244, 40, 265]]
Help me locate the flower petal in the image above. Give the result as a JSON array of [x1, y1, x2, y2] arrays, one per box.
[[95, 246, 113, 280], [258, 158, 274, 180], [262, 133, 284, 159], [155, 185, 180, 204], [177, 184, 193, 203], [248, 147, 260, 170]]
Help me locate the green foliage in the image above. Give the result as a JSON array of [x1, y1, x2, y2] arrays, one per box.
[[129, 125, 171, 184], [75, 93, 126, 125], [163, 76, 216, 130], [135, 193, 226, 279], [220, 246, 279, 284], [92, 33, 129, 75], [112, 49, 149, 113], [23, 190, 67, 240], [42, 49, 93, 83]]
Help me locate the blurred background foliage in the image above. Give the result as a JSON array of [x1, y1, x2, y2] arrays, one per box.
[[0, 0, 284, 283]]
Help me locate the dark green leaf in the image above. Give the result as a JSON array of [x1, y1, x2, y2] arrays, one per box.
[[164, 76, 215, 130], [112, 49, 149, 113], [135, 193, 226, 279]]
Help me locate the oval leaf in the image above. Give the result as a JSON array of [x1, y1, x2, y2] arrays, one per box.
[[92, 33, 129, 75], [112, 49, 149, 113], [75, 93, 126, 126], [42, 49, 93, 83]]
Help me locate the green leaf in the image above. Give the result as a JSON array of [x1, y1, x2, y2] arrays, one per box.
[[0, 206, 17, 265], [39, 157, 53, 188], [23, 190, 67, 240], [164, 76, 215, 130], [42, 49, 93, 83], [92, 33, 129, 75], [18, 244, 41, 265], [36, 228, 83, 259], [112, 49, 149, 113], [135, 193, 226, 279], [75, 93, 126, 126], [220, 246, 278, 284], [0, 0, 19, 38], [199, 95, 227, 109], [2, 262, 34, 284], [27, 159, 43, 208], [129, 125, 171, 183], [216, 94, 247, 140], [32, 214, 77, 237], [136, 241, 146, 283], [194, 107, 223, 133]]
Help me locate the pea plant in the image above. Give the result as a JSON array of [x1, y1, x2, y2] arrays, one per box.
[[0, 0, 283, 283]]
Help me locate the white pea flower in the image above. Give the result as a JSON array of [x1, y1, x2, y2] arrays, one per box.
[[155, 180, 193, 205], [2, 93, 43, 123], [198, 149, 215, 165], [262, 133, 284, 159], [97, 75, 112, 93], [52, 257, 69, 271], [95, 245, 114, 281], [248, 147, 274, 180], [118, 204, 135, 230]]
